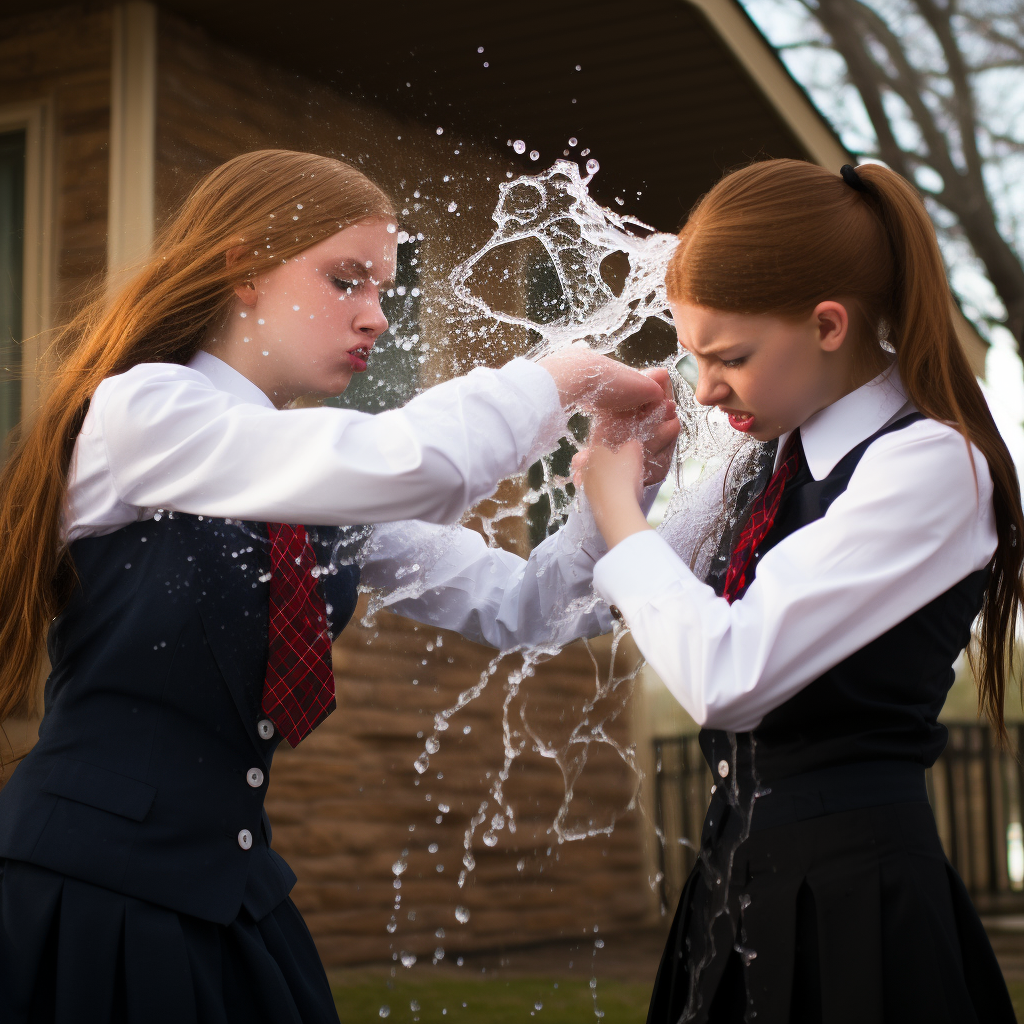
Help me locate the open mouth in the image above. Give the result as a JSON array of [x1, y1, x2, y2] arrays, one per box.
[[725, 411, 755, 432], [348, 347, 372, 371]]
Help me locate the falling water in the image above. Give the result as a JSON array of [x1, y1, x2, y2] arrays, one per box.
[[349, 158, 765, 1020]]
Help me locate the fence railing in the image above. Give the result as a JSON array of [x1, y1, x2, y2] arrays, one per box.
[[652, 724, 1024, 915]]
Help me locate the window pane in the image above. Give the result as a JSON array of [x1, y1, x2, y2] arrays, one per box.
[[0, 129, 25, 451]]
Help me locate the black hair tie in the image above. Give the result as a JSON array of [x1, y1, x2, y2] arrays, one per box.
[[840, 164, 869, 194]]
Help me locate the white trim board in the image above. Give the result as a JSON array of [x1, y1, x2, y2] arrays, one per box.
[[108, 1, 157, 292]]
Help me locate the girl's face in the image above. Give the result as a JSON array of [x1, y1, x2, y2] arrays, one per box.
[[670, 300, 854, 441], [233, 218, 398, 405]]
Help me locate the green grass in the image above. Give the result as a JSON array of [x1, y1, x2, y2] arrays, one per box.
[[332, 977, 651, 1023], [1007, 979, 1024, 1019]]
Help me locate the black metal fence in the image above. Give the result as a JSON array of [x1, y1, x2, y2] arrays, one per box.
[[652, 724, 1024, 914]]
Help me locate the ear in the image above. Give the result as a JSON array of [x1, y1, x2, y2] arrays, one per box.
[[814, 301, 849, 353], [225, 245, 258, 308]]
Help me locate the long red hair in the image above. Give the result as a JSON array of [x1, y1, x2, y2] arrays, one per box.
[[667, 158, 1023, 737], [0, 149, 394, 728]]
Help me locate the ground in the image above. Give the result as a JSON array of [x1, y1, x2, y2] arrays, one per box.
[[331, 922, 1024, 1021]]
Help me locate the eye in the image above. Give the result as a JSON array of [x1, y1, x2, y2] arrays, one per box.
[[722, 356, 747, 368], [330, 276, 360, 292]]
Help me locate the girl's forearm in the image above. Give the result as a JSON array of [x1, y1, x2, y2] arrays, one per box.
[[592, 496, 652, 549]]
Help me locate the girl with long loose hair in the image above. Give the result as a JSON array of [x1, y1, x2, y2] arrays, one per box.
[[0, 148, 675, 1023], [578, 158, 1020, 1022]]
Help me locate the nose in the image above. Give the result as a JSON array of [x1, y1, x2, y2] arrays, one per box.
[[693, 368, 730, 408], [354, 291, 389, 340]]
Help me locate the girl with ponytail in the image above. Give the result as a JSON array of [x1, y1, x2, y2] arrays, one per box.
[[579, 159, 1021, 1022], [0, 148, 674, 1022]]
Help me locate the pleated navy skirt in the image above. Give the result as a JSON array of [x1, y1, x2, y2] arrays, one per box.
[[647, 782, 1017, 1023], [0, 859, 340, 1024]]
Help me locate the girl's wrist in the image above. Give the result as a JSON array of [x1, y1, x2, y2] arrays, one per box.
[[593, 498, 652, 550]]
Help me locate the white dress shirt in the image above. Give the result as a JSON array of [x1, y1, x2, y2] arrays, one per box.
[[594, 365, 999, 733], [65, 351, 615, 649]]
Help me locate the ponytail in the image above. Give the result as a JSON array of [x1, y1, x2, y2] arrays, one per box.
[[667, 158, 1024, 738], [856, 163, 1024, 741]]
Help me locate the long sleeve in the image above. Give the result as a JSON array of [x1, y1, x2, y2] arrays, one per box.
[[359, 487, 662, 651], [593, 420, 998, 732], [67, 358, 565, 540]]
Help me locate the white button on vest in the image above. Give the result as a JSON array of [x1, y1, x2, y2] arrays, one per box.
[[257, 719, 275, 740], [247, 768, 264, 788], [717, 759, 730, 779], [237, 829, 252, 850]]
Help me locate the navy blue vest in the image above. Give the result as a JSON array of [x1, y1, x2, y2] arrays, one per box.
[[0, 513, 360, 925], [700, 414, 989, 784]]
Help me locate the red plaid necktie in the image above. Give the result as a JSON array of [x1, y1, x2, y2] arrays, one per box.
[[261, 523, 335, 747], [722, 434, 801, 603]]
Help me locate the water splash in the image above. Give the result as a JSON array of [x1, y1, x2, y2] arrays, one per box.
[[449, 159, 677, 356], [355, 159, 764, 1013]]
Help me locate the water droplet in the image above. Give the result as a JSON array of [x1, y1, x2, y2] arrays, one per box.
[[426, 737, 440, 754], [455, 906, 470, 923], [482, 831, 498, 847], [513, 140, 526, 155], [414, 754, 429, 774], [529, 150, 540, 161], [568, 137, 578, 147], [535, 1001, 543, 1010], [594, 938, 604, 948], [401, 952, 417, 968], [387, 919, 397, 933], [428, 843, 439, 853], [463, 725, 472, 735], [435, 946, 445, 959], [477, 45, 484, 53], [586, 158, 600, 175], [392, 858, 407, 876], [447, 201, 458, 214], [438, 803, 450, 813], [379, 1006, 390, 1018], [436, 127, 444, 135]]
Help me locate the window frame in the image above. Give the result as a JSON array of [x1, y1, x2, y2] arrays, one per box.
[[0, 99, 56, 429]]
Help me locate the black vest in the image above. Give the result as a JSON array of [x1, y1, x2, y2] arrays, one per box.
[[0, 513, 360, 925], [700, 414, 989, 784]]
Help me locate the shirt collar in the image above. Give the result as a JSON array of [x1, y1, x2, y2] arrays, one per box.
[[775, 363, 914, 480], [187, 350, 276, 410]]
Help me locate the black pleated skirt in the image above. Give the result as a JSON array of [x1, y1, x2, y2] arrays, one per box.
[[0, 859, 340, 1024], [647, 794, 1017, 1024]]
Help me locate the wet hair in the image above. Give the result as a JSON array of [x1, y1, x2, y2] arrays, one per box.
[[667, 158, 1023, 738]]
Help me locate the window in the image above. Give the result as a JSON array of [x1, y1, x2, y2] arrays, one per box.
[[0, 129, 24, 449]]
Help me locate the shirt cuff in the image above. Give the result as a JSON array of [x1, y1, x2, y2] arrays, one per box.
[[593, 529, 697, 619], [498, 358, 567, 466]]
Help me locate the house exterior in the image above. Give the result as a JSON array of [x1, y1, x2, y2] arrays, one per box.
[[0, 0, 989, 967]]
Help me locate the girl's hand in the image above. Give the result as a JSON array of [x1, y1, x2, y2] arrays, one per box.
[[572, 440, 651, 548], [538, 346, 665, 412], [587, 368, 680, 485]]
